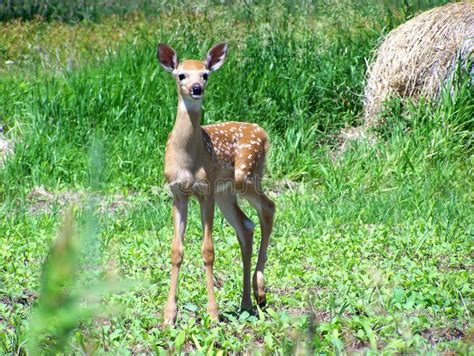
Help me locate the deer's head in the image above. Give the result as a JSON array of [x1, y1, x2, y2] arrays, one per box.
[[157, 43, 228, 101]]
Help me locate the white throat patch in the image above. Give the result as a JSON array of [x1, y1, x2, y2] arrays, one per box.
[[179, 98, 203, 113]]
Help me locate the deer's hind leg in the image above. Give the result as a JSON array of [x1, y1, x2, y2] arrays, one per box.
[[216, 192, 255, 312], [241, 184, 275, 307]]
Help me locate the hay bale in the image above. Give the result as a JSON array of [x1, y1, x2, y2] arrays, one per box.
[[364, 1, 474, 125]]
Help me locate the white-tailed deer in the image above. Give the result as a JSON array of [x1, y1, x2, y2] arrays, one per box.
[[157, 42, 275, 326]]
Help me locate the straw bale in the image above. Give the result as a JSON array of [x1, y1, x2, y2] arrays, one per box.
[[364, 2, 473, 124]]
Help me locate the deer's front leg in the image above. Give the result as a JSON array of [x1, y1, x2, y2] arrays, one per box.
[[164, 193, 189, 326], [198, 194, 219, 320]]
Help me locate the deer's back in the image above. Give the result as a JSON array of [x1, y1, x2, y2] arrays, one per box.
[[202, 121, 269, 185]]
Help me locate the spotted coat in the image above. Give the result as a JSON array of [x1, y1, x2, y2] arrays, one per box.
[[202, 121, 269, 185]]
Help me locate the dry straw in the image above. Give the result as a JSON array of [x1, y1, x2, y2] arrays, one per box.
[[363, 1, 474, 125]]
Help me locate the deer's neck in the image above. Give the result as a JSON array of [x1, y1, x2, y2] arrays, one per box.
[[169, 96, 204, 155]]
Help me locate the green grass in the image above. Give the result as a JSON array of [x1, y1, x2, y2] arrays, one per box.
[[0, 0, 473, 353]]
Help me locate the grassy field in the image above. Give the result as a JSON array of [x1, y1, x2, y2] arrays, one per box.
[[0, 0, 473, 353]]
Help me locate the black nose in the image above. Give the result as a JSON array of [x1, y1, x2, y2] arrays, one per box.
[[191, 84, 202, 95]]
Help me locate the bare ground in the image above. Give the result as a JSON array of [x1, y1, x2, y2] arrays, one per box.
[[26, 186, 134, 215]]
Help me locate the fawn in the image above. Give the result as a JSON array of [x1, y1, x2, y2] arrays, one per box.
[[157, 42, 275, 326]]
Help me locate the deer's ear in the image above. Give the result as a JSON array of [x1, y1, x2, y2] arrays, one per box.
[[204, 43, 228, 72], [157, 43, 178, 72]]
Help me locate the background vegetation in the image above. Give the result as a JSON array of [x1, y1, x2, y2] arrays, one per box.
[[0, 0, 472, 353]]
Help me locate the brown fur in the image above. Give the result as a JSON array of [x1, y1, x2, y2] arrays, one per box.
[[179, 60, 206, 70]]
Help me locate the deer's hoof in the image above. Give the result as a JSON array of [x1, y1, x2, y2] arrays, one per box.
[[255, 292, 267, 307], [163, 307, 177, 327], [207, 306, 219, 321], [163, 316, 177, 327], [253, 271, 266, 307]]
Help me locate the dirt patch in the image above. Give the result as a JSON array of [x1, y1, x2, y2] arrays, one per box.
[[0, 290, 37, 307], [106, 194, 131, 214], [26, 186, 133, 215], [464, 328, 474, 344], [437, 261, 474, 271], [263, 178, 300, 197], [330, 125, 377, 160], [421, 326, 465, 344], [14, 290, 37, 306], [343, 334, 370, 354], [27, 186, 83, 214], [268, 286, 302, 296]]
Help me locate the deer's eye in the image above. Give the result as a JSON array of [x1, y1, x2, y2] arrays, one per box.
[[203, 73, 208, 80], [178, 74, 185, 81]]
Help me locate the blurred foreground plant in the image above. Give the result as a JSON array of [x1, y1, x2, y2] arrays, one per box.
[[27, 138, 125, 353], [27, 207, 89, 352]]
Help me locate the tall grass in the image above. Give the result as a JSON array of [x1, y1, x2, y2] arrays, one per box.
[[1, 0, 181, 22], [1, 0, 456, 196], [0, 0, 455, 23]]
